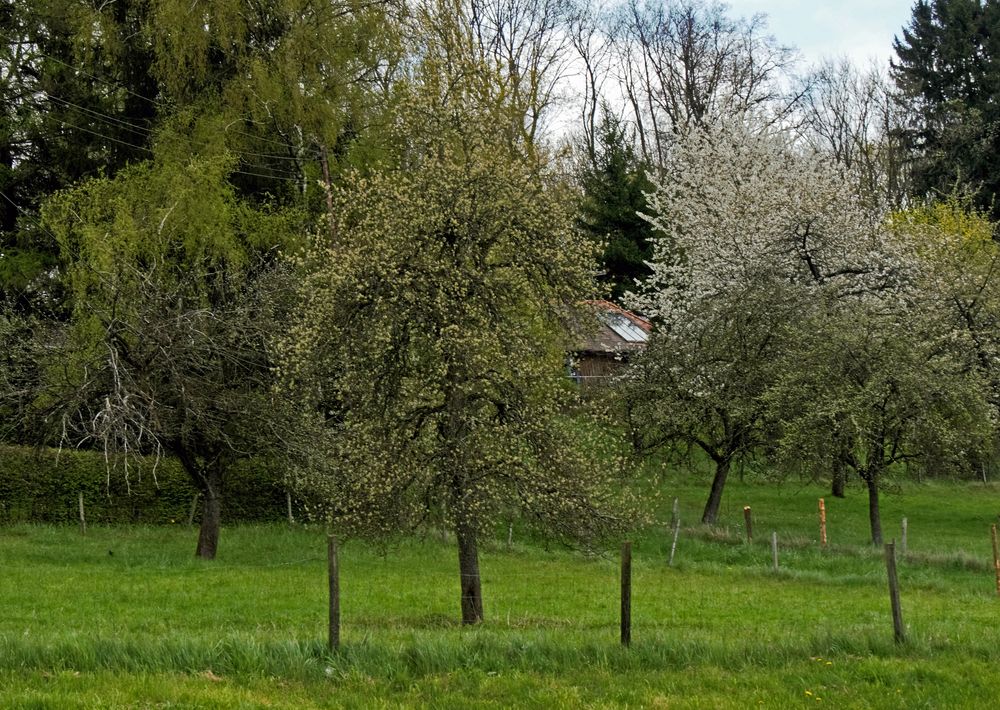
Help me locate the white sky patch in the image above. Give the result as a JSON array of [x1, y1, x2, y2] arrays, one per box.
[[726, 0, 916, 69]]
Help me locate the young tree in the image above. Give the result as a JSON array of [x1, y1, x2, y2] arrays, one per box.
[[622, 283, 791, 523], [279, 1, 634, 624]]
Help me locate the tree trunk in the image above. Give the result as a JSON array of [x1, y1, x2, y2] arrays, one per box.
[[455, 517, 484, 625], [831, 456, 847, 498], [865, 471, 883, 546], [195, 467, 223, 559], [701, 456, 731, 525], [179, 449, 225, 561]]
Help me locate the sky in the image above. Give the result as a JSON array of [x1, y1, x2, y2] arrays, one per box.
[[725, 0, 918, 69]]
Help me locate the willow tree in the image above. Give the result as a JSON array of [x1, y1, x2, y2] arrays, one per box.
[[280, 1, 633, 625]]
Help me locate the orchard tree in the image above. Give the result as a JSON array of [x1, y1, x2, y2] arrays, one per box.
[[622, 283, 792, 523], [279, 1, 635, 625], [41, 141, 300, 559], [628, 119, 904, 523], [891, 198, 1000, 413], [767, 295, 991, 545]]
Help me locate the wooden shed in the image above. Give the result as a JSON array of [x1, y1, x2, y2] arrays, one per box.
[[569, 300, 652, 385]]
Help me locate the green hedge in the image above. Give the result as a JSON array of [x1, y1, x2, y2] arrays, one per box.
[[0, 446, 291, 525]]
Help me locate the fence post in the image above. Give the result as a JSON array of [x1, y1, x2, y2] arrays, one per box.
[[885, 541, 906, 644], [507, 522, 513, 551], [771, 531, 779, 572], [328, 535, 340, 652], [78, 492, 86, 536], [743, 506, 753, 544], [621, 541, 631, 648], [670, 498, 680, 529], [901, 517, 908, 555], [286, 491, 294, 525], [668, 516, 681, 567], [991, 524, 1000, 597], [818, 498, 828, 549]]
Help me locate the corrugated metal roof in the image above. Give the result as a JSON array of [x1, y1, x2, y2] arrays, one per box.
[[574, 300, 653, 354], [603, 312, 649, 343]]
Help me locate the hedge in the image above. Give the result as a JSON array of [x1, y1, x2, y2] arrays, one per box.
[[0, 446, 292, 525]]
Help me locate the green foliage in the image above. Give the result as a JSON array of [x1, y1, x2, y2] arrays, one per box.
[[576, 112, 654, 301], [0, 0, 161, 311], [890, 198, 1000, 415], [280, 8, 635, 553], [0, 447, 289, 524], [768, 298, 992, 484], [892, 0, 1000, 217]]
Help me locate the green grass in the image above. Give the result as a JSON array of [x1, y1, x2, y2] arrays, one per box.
[[1, 476, 999, 707]]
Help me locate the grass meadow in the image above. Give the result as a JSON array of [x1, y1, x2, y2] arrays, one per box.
[[1, 474, 999, 708]]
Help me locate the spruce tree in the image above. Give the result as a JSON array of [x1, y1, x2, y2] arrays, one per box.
[[577, 112, 654, 302], [892, 0, 1000, 217]]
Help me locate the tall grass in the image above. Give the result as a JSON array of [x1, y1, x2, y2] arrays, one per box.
[[1, 477, 999, 707]]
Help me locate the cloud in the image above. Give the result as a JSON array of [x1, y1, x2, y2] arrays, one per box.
[[725, 0, 913, 68]]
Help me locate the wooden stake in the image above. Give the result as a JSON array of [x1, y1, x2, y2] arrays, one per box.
[[507, 522, 513, 550], [328, 535, 340, 652], [668, 517, 680, 567], [187, 493, 199, 528], [670, 497, 680, 529], [771, 531, 779, 572], [78, 492, 86, 536], [991, 524, 1000, 597], [743, 506, 753, 544], [286, 491, 294, 525], [620, 541, 632, 647], [818, 498, 828, 549], [901, 517, 908, 555], [885, 541, 906, 644]]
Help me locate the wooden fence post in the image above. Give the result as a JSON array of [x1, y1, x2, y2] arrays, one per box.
[[885, 541, 906, 644], [621, 541, 631, 648], [901, 517, 908, 555], [78, 492, 86, 536], [991, 524, 1000, 597], [668, 516, 681, 567], [670, 498, 680, 529], [743, 506, 753, 544], [286, 491, 294, 525], [818, 498, 828, 549], [328, 535, 340, 652], [771, 531, 779, 572]]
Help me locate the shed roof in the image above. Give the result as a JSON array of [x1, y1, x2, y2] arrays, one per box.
[[576, 300, 652, 354]]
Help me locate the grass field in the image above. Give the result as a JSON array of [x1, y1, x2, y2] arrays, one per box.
[[1, 474, 999, 708]]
